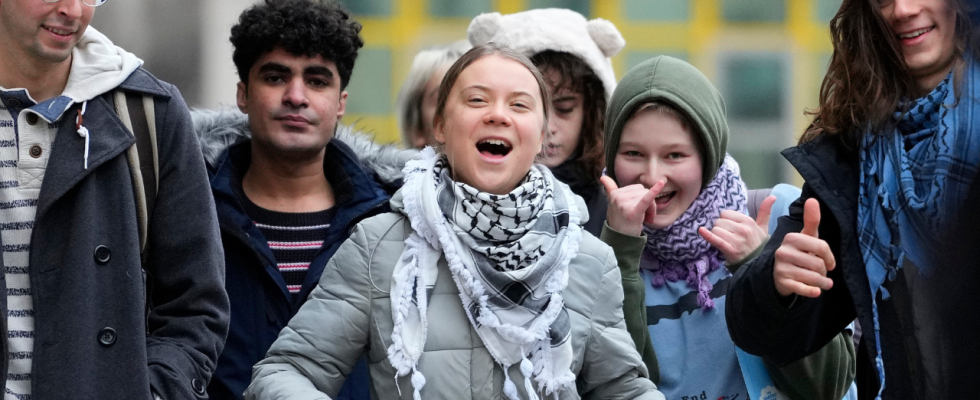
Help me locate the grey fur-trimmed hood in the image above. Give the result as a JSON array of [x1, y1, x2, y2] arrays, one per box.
[[191, 109, 419, 185]]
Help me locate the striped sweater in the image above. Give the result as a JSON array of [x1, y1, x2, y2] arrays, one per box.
[[242, 196, 334, 298], [0, 90, 60, 400]]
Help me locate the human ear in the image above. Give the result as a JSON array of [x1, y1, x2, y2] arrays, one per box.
[[337, 91, 348, 120], [236, 82, 248, 114], [432, 116, 447, 144]]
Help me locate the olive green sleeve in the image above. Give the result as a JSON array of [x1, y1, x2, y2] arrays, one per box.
[[726, 239, 767, 272], [599, 222, 660, 384], [763, 330, 857, 400]]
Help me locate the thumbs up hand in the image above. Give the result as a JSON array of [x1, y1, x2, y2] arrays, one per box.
[[601, 176, 665, 237], [772, 198, 837, 298], [698, 195, 776, 264]]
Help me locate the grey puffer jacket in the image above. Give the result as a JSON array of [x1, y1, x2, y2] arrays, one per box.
[[244, 190, 664, 400]]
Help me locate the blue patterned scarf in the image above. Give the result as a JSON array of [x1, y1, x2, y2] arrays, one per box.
[[858, 58, 980, 399]]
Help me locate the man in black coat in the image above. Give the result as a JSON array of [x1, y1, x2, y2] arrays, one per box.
[[0, 0, 229, 398]]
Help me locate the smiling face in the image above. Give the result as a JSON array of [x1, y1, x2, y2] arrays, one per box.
[[237, 48, 347, 161], [539, 69, 584, 168], [433, 54, 546, 194], [880, 0, 958, 92], [0, 0, 94, 66], [614, 108, 703, 229]]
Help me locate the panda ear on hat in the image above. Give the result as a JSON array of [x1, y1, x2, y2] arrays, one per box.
[[587, 18, 625, 58], [468, 12, 503, 46]]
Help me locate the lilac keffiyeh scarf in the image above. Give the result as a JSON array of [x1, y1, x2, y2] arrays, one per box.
[[640, 155, 747, 311]]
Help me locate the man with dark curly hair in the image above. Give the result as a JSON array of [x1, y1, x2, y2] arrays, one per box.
[[204, 1, 386, 399]]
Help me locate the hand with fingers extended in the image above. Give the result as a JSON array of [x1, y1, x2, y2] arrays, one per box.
[[773, 198, 836, 298], [600, 175, 665, 237], [698, 195, 776, 264]]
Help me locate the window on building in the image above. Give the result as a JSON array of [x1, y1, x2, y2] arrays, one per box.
[[338, 0, 392, 17], [719, 53, 792, 189], [527, 0, 590, 16], [429, 0, 492, 18], [623, 0, 689, 21], [622, 0, 691, 21], [817, 0, 843, 22], [345, 49, 393, 115], [626, 51, 688, 71], [725, 57, 784, 120], [722, 0, 785, 23]]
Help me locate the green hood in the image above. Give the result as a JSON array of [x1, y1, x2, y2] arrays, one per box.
[[603, 56, 729, 188]]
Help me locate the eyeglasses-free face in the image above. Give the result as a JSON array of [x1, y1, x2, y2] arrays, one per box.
[[434, 54, 547, 195], [879, 0, 958, 93], [41, 0, 106, 8]]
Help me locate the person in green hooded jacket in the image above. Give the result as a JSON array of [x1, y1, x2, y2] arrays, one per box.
[[598, 56, 856, 400]]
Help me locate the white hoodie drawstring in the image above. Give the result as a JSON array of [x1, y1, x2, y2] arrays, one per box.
[[75, 101, 89, 169]]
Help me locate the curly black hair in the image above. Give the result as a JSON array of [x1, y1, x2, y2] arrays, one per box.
[[230, 0, 364, 89]]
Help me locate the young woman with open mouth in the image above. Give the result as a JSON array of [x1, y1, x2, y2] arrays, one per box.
[[244, 43, 664, 400]]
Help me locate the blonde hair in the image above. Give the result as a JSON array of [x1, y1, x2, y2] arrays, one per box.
[[395, 41, 471, 148]]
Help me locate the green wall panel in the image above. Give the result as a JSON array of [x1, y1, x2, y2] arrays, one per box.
[[722, 0, 785, 22], [624, 0, 689, 21], [527, 0, 590, 16], [337, 0, 392, 16], [430, 0, 492, 18], [725, 56, 784, 120], [345, 48, 392, 115]]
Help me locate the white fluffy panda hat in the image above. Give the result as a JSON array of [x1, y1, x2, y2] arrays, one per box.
[[467, 8, 626, 99]]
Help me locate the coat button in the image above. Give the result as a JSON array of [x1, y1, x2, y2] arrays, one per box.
[[94, 245, 111, 264], [8, 99, 20, 107], [26, 113, 38, 125], [29, 145, 42, 158], [191, 378, 206, 395], [98, 327, 116, 346]]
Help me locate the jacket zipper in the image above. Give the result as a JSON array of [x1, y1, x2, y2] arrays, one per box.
[[341, 201, 388, 237]]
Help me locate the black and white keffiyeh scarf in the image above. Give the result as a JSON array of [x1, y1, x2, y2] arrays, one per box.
[[388, 148, 583, 400]]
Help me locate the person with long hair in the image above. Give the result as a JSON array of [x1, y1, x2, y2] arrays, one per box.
[[725, 1, 980, 398], [467, 9, 625, 236], [244, 43, 663, 400], [396, 41, 471, 149]]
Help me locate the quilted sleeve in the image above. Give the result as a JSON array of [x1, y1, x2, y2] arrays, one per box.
[[578, 246, 665, 400], [245, 220, 377, 399]]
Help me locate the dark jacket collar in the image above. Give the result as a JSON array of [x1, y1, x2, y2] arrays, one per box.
[[116, 69, 172, 98], [211, 138, 388, 231], [210, 138, 390, 304], [550, 158, 601, 203], [29, 69, 170, 219], [782, 134, 860, 214]]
